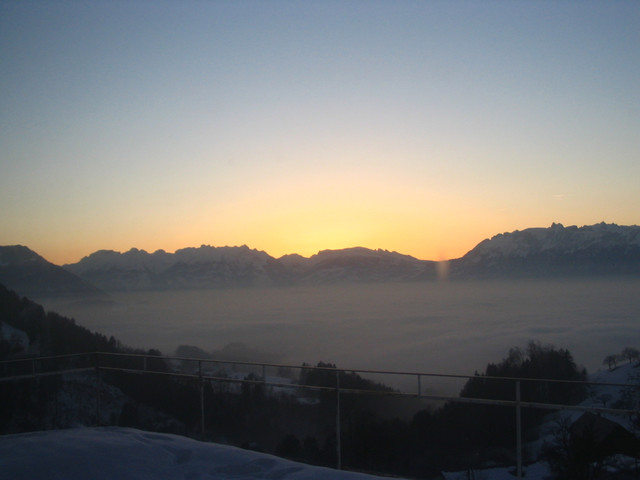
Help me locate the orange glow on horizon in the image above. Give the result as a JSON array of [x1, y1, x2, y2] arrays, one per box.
[[23, 167, 505, 265], [36, 236, 478, 267]]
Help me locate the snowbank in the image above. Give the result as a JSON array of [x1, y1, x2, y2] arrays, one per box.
[[0, 427, 395, 480]]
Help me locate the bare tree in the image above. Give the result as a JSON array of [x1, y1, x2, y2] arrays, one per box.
[[603, 354, 622, 371], [621, 347, 639, 365]]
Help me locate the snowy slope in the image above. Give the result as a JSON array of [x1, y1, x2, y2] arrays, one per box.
[[465, 223, 640, 260], [453, 222, 640, 277], [0, 427, 397, 480], [0, 321, 29, 351]]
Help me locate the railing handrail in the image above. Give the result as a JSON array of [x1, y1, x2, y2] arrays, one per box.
[[0, 352, 96, 365], [2, 351, 640, 389], [2, 351, 638, 390]]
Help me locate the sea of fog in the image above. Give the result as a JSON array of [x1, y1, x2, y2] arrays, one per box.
[[44, 279, 639, 395]]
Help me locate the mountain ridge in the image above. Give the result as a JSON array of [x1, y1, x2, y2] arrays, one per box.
[[2, 222, 639, 295], [63, 244, 435, 290], [60, 222, 640, 290], [0, 245, 107, 299], [451, 222, 640, 278]]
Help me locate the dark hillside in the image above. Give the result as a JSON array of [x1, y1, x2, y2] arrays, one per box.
[[0, 246, 107, 299], [0, 283, 116, 358]]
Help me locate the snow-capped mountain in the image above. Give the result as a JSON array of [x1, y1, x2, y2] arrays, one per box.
[[64, 245, 436, 291], [296, 247, 434, 284], [0, 245, 106, 299], [64, 245, 281, 291], [452, 222, 640, 278]]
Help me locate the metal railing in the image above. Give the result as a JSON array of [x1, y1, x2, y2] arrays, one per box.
[[1, 352, 638, 478]]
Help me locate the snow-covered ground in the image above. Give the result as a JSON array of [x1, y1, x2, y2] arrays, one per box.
[[0, 321, 29, 351], [0, 427, 397, 480], [0, 427, 555, 480]]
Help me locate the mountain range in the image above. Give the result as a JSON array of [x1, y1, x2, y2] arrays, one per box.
[[1, 222, 639, 297], [60, 245, 433, 291]]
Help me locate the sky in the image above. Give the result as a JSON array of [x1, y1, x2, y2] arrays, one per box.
[[1, 0, 639, 265]]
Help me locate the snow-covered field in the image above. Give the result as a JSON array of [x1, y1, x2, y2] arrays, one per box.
[[0, 427, 395, 480]]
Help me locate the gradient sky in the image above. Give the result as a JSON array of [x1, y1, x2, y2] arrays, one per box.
[[1, 0, 639, 265]]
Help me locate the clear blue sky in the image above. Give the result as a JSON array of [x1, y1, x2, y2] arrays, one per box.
[[1, 0, 638, 264]]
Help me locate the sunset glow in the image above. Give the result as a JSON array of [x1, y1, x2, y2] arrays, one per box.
[[1, 1, 638, 265]]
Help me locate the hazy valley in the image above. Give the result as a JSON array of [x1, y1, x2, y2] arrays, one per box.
[[41, 278, 640, 395]]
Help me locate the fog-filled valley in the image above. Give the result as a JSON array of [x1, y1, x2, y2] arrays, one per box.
[[42, 278, 640, 393]]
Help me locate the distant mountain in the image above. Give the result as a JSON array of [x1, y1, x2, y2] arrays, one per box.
[[293, 247, 436, 284], [64, 245, 436, 291], [0, 245, 107, 299], [451, 222, 640, 278], [64, 245, 287, 291]]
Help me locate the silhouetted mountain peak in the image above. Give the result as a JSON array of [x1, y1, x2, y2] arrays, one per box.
[[0, 246, 106, 299], [0, 245, 47, 265]]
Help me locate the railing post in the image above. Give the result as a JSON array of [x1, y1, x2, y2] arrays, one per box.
[[95, 353, 101, 426], [199, 360, 205, 436], [336, 368, 342, 470], [516, 380, 522, 479], [262, 364, 269, 395]]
